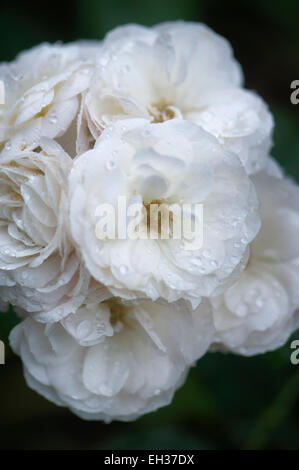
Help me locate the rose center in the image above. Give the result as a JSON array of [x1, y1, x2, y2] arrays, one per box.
[[105, 299, 129, 327], [142, 199, 175, 238], [148, 100, 182, 123]]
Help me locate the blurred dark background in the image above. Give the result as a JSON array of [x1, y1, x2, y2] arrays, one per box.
[[1, 0, 299, 450]]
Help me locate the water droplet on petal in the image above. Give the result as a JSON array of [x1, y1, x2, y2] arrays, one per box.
[[121, 64, 130, 73], [119, 265, 128, 275], [203, 249, 212, 259], [235, 303, 248, 316], [49, 113, 58, 124], [76, 320, 92, 339], [255, 298, 264, 308], [106, 160, 116, 171], [20, 140, 27, 150]]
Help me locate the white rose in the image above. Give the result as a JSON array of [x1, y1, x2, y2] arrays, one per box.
[[79, 21, 273, 174], [0, 137, 88, 322], [10, 295, 214, 422], [0, 41, 98, 155], [69, 118, 260, 305], [211, 172, 299, 355]]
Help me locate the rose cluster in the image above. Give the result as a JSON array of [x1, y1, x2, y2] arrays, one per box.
[[1, 22, 299, 422]]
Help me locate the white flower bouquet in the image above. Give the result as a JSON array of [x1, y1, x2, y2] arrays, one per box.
[[1, 22, 298, 422]]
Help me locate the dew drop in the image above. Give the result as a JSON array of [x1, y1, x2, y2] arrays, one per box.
[[255, 298, 264, 308], [203, 249, 212, 259], [191, 257, 202, 267], [77, 320, 92, 339], [19, 139, 27, 150], [49, 113, 58, 125], [119, 265, 128, 275], [121, 65, 130, 73], [106, 160, 116, 171], [235, 303, 248, 316]]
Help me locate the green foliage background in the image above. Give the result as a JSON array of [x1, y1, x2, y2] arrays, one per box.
[[1, 0, 299, 450]]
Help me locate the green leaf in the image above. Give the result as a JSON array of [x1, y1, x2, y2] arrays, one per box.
[[245, 370, 299, 449], [272, 107, 299, 182], [76, 0, 204, 39]]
